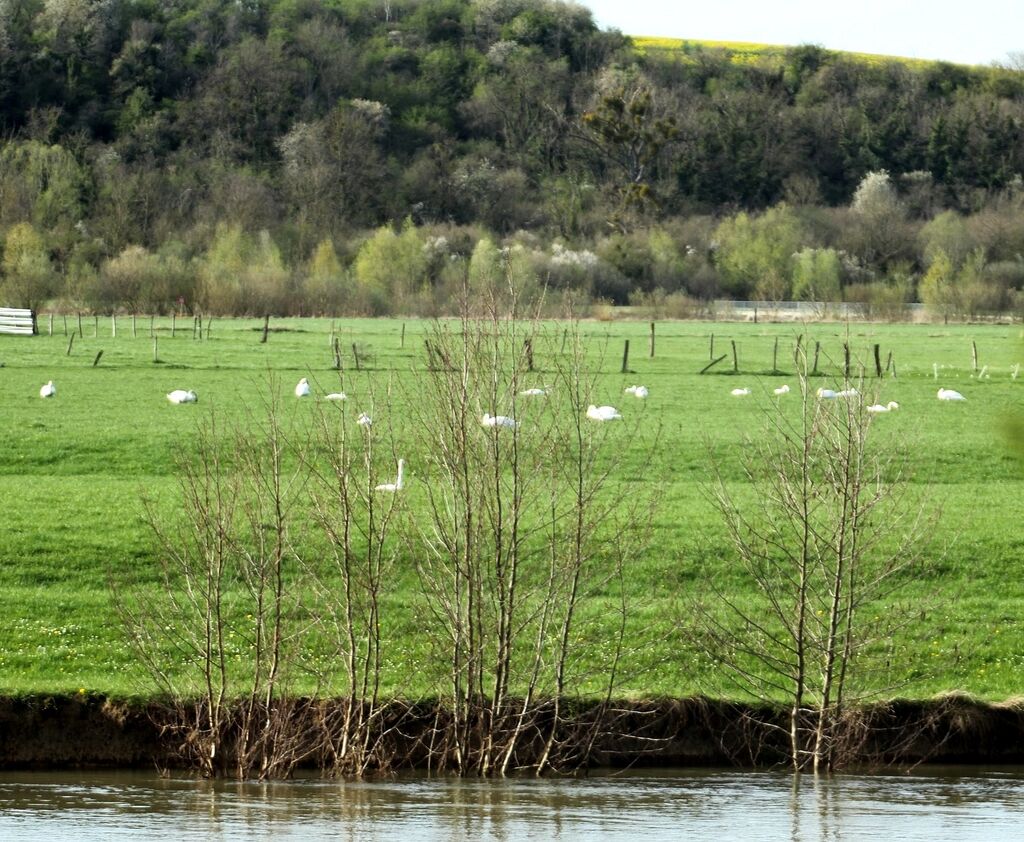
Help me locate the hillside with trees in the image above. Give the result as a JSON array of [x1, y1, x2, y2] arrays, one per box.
[[0, 0, 1023, 317]]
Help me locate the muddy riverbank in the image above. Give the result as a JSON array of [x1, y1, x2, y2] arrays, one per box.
[[2, 694, 1023, 771]]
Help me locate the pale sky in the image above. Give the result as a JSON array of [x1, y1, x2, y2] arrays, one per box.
[[582, 0, 1023, 66]]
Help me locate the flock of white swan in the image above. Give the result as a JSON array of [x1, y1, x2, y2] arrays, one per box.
[[32, 374, 972, 492], [729, 383, 968, 411]]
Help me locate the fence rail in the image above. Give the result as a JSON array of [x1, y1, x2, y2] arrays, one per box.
[[713, 300, 926, 320]]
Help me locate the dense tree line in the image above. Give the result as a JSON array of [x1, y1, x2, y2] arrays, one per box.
[[0, 0, 1023, 316]]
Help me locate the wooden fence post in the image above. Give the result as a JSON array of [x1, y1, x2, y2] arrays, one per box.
[[171, 312, 176, 338], [524, 338, 534, 371], [401, 322, 406, 349], [621, 339, 630, 373], [132, 313, 137, 338], [649, 322, 655, 358], [710, 333, 715, 360], [874, 344, 882, 377], [772, 337, 779, 372], [48, 313, 53, 336], [333, 337, 342, 370], [66, 334, 74, 356], [261, 314, 269, 343], [62, 314, 67, 336], [93, 315, 98, 338], [700, 354, 727, 374], [92, 350, 103, 367], [153, 336, 159, 363], [972, 340, 978, 372], [77, 312, 83, 338], [111, 314, 116, 338], [813, 341, 820, 374], [731, 340, 739, 372], [352, 343, 361, 371], [843, 343, 850, 378]]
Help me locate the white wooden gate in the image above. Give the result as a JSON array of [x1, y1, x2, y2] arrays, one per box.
[[0, 307, 37, 335]]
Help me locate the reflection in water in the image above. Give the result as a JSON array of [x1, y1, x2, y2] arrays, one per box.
[[1, 767, 1024, 841]]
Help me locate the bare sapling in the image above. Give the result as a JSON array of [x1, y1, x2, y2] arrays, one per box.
[[403, 260, 657, 775], [115, 381, 316, 778], [696, 346, 932, 771], [534, 315, 659, 775], [303, 373, 408, 775]]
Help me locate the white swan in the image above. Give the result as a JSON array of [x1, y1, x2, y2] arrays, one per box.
[[731, 387, 751, 397], [817, 388, 838, 399], [519, 387, 548, 396], [39, 380, 56, 398], [586, 404, 622, 421], [356, 412, 372, 427], [938, 388, 966, 401], [482, 412, 519, 429], [624, 385, 649, 398], [167, 389, 197, 404], [837, 387, 859, 398], [295, 377, 311, 398], [375, 459, 405, 492], [325, 392, 347, 401], [867, 401, 900, 413], [773, 384, 790, 396]]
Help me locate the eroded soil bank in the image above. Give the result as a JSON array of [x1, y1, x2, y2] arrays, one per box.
[[2, 694, 1023, 771]]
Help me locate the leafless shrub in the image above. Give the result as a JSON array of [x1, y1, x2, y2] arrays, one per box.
[[301, 374, 411, 776], [693, 352, 935, 771], [402, 271, 658, 775], [116, 382, 314, 778]]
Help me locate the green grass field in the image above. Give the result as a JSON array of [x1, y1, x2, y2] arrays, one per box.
[[1, 316, 1023, 701]]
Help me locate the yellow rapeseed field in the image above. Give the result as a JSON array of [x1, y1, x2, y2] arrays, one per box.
[[631, 36, 946, 71]]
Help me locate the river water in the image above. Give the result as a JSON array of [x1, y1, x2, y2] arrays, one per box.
[[1, 767, 1023, 840]]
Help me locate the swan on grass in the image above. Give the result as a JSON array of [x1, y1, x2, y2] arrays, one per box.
[[375, 459, 405, 492], [519, 387, 548, 396], [39, 380, 56, 398], [867, 401, 900, 413], [586, 404, 622, 421], [731, 387, 751, 397], [817, 388, 838, 399], [482, 413, 519, 429], [773, 384, 790, 396], [356, 412, 372, 427], [938, 388, 966, 401], [295, 377, 311, 398], [624, 385, 649, 398], [167, 389, 197, 404], [325, 392, 347, 401]]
